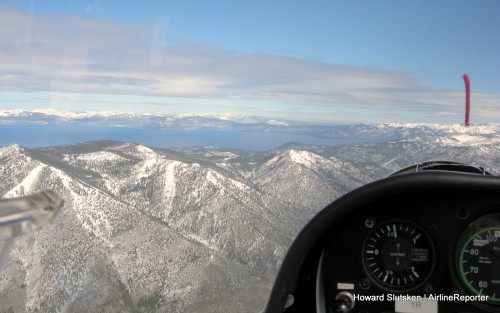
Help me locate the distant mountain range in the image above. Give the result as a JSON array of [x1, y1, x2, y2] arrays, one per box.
[[1, 109, 499, 145], [0, 109, 292, 128], [0, 118, 499, 312]]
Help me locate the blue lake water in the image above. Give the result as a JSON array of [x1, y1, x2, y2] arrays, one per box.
[[0, 124, 363, 151]]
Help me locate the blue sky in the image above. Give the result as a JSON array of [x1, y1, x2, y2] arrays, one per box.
[[1, 0, 500, 124]]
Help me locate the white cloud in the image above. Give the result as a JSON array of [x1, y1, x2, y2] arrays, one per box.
[[0, 4, 499, 123]]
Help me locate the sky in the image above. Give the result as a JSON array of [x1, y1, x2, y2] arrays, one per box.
[[1, 0, 500, 124]]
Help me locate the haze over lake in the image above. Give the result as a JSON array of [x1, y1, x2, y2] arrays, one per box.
[[0, 124, 369, 150]]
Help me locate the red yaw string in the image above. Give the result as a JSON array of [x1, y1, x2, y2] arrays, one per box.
[[463, 74, 471, 126]]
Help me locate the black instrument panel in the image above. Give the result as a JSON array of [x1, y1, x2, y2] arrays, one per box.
[[322, 190, 500, 312], [265, 170, 500, 313]]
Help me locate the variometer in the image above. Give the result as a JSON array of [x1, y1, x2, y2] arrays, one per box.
[[362, 220, 435, 292]]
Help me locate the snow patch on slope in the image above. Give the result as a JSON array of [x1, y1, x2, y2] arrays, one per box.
[[72, 151, 126, 163], [163, 161, 181, 214], [55, 168, 112, 245], [384, 123, 499, 134], [0, 144, 24, 158], [435, 134, 500, 146], [136, 145, 158, 180], [289, 150, 323, 168], [206, 169, 248, 193], [4, 164, 46, 197]]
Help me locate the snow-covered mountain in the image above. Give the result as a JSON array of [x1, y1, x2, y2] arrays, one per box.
[[2, 109, 498, 145], [0, 109, 290, 129], [0, 123, 499, 312]]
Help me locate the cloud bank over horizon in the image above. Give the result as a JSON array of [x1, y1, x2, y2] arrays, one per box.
[[1, 4, 499, 124]]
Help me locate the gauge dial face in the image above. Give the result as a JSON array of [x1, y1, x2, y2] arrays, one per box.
[[456, 213, 500, 304], [362, 220, 435, 292]]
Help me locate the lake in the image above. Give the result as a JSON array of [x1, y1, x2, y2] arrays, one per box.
[[0, 124, 365, 151]]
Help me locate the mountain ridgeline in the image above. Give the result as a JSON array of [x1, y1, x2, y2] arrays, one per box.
[[0, 125, 499, 312]]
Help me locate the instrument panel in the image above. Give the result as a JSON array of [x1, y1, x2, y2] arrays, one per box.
[[265, 168, 500, 313], [322, 191, 500, 312]]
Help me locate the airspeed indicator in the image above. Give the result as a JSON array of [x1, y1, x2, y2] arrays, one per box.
[[456, 212, 500, 305]]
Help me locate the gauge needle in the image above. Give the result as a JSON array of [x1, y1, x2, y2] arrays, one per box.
[[482, 242, 499, 260], [412, 233, 421, 244], [393, 224, 397, 238]]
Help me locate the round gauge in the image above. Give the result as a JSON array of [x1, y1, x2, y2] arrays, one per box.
[[456, 212, 500, 304], [362, 220, 435, 292]]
